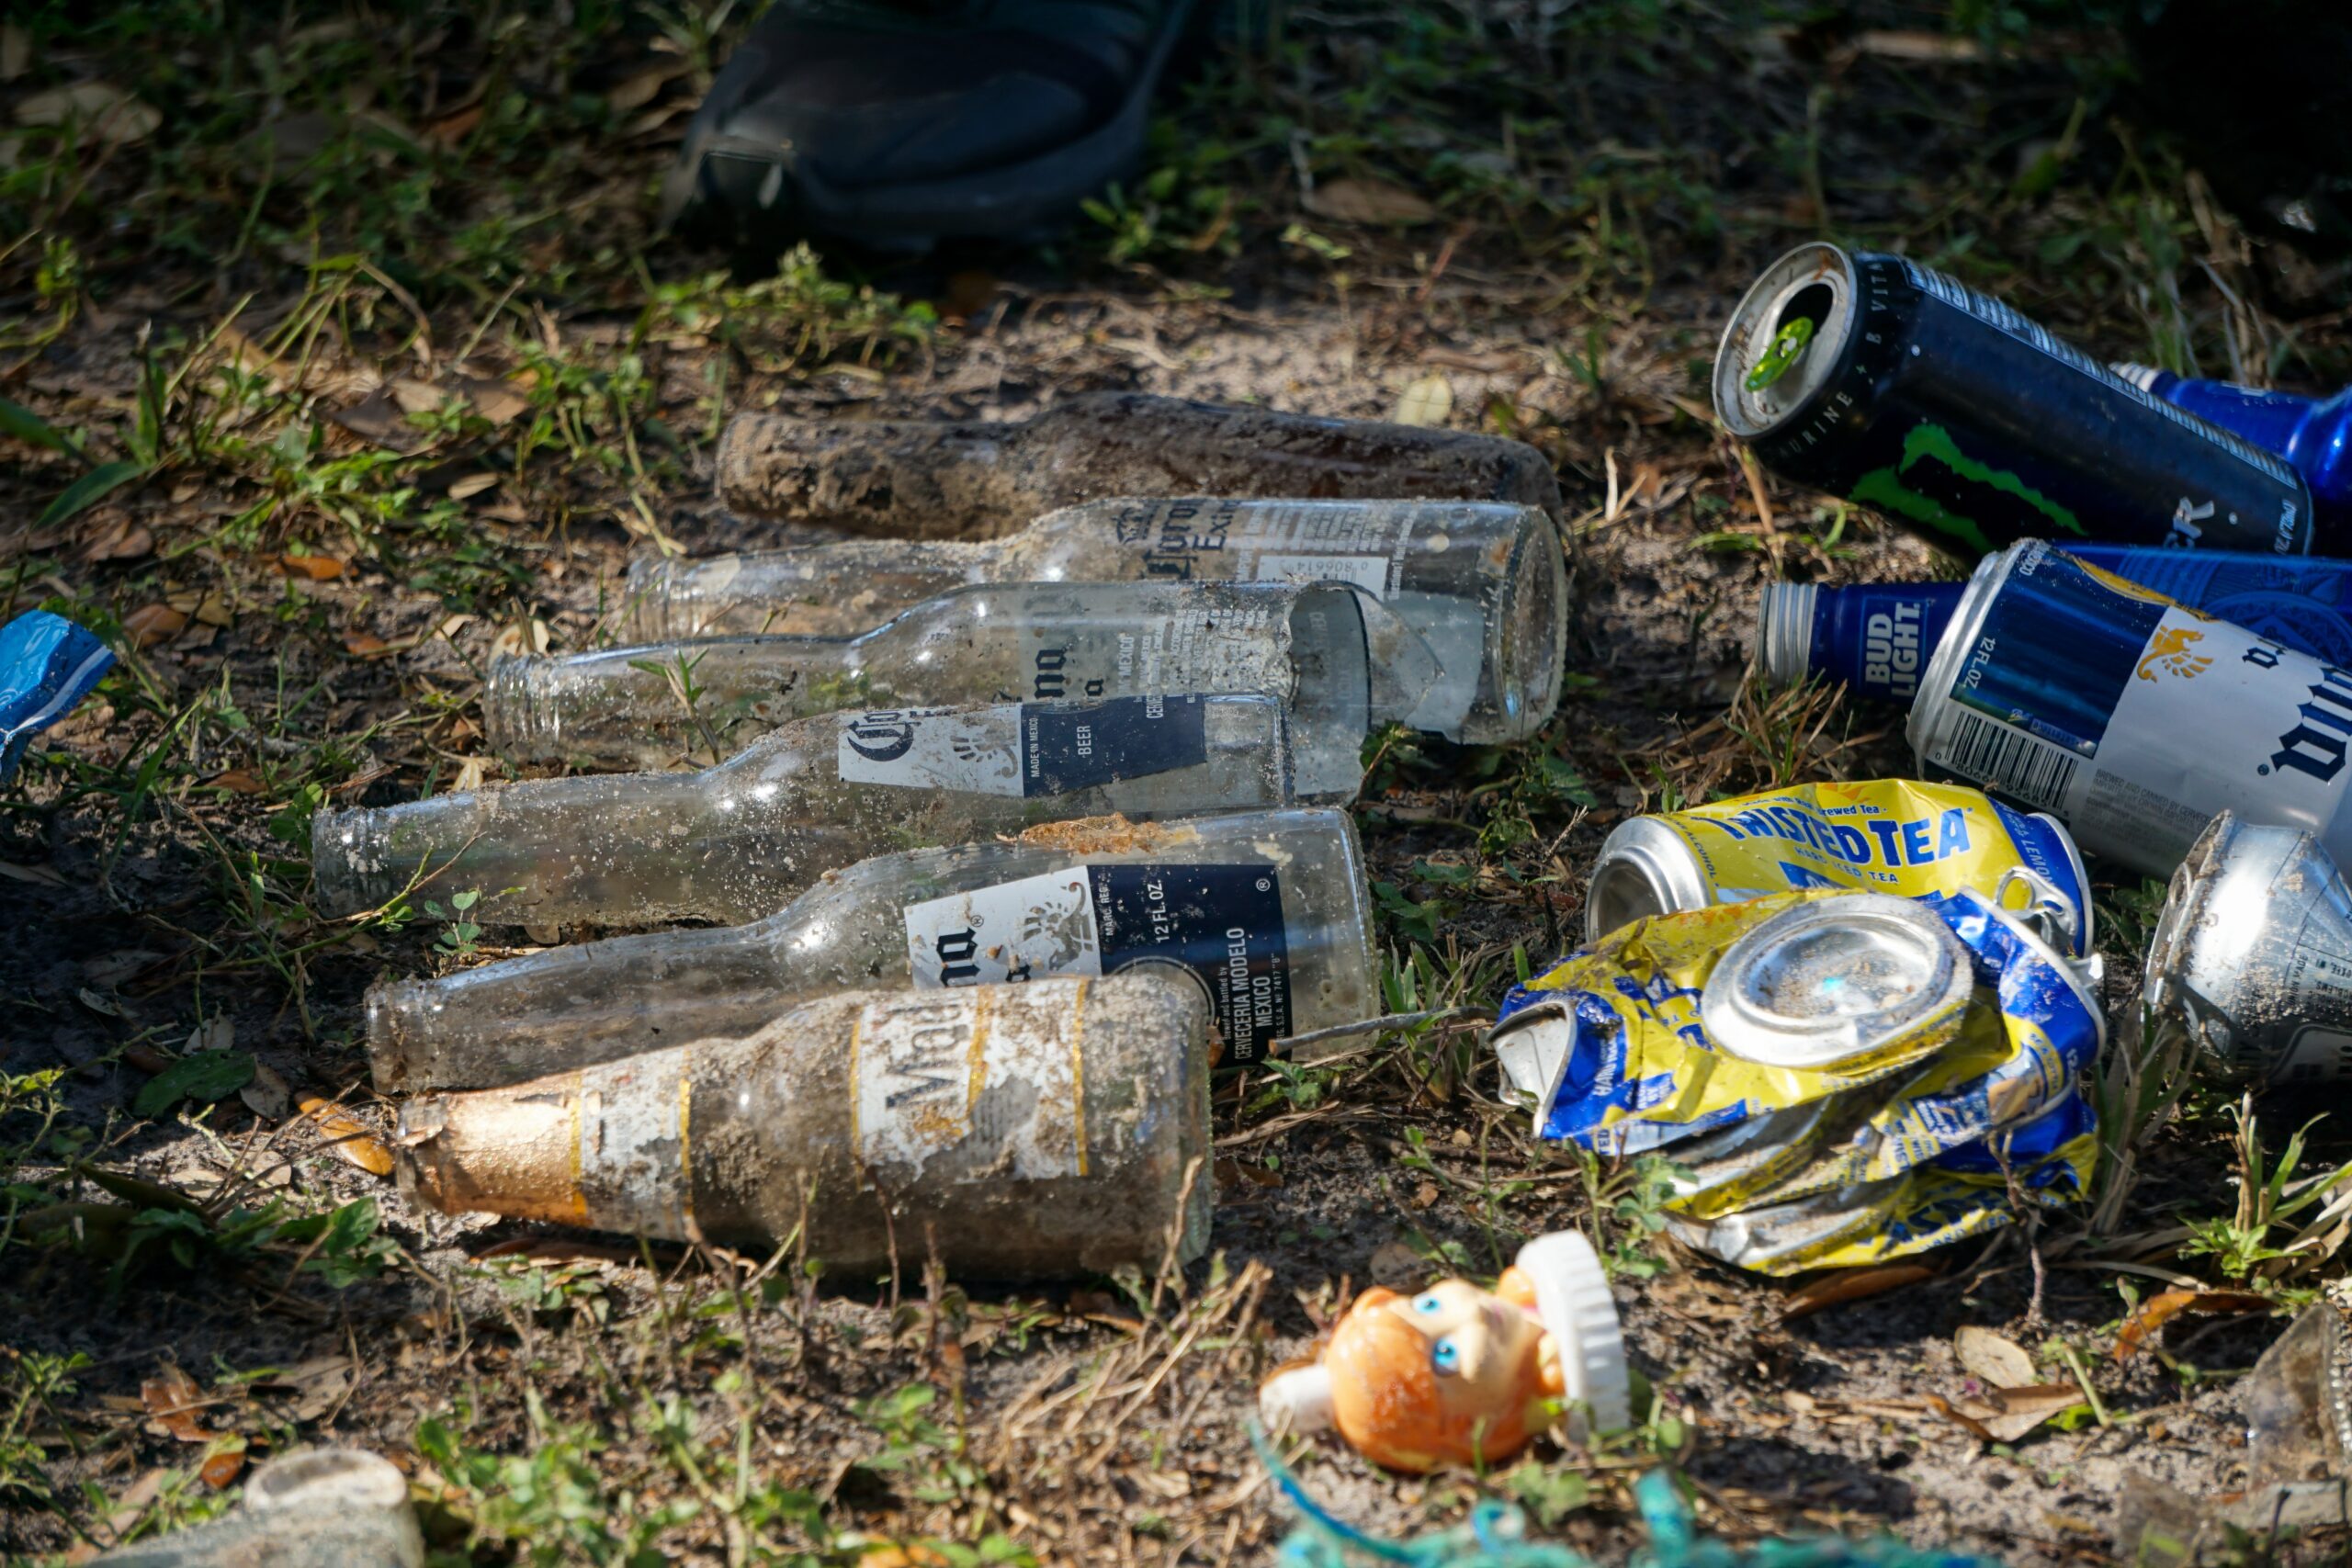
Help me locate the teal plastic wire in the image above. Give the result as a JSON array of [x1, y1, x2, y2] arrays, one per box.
[[1253, 1431, 2006, 1568]]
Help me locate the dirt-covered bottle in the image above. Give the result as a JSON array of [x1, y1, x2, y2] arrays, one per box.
[[713, 392, 1566, 536], [397, 974, 1214, 1277], [485, 581, 1429, 797], [368, 807, 1377, 1091], [313, 694, 1308, 930], [624, 497, 1568, 744]]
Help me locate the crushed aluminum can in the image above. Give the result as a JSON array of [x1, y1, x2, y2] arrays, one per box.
[[2143, 809, 2352, 1083], [1714, 242, 2313, 558], [1584, 778, 2092, 957], [1488, 886, 2103, 1274], [1910, 538, 2352, 878], [1667, 1094, 2097, 1275]]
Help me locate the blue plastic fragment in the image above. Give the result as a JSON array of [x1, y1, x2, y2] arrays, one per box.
[[1256, 1427, 2006, 1568], [0, 611, 114, 783]]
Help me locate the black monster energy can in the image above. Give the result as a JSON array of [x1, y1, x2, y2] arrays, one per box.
[[1713, 243, 2317, 558]]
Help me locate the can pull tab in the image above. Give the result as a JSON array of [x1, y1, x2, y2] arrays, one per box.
[[1992, 864, 2080, 955]]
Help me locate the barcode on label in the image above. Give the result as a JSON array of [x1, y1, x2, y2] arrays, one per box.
[[1938, 710, 2079, 812]]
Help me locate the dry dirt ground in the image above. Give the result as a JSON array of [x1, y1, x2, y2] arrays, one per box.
[[6, 3, 2352, 1564]]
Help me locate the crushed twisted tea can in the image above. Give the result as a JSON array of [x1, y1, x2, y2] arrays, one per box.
[[1584, 778, 2092, 957], [1488, 887, 2102, 1274], [1911, 539, 2352, 877], [1667, 1095, 2097, 1275], [2143, 810, 2352, 1083], [1714, 243, 2312, 557]]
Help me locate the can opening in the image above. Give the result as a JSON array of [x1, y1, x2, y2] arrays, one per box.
[[1699, 893, 1972, 1070], [1738, 924, 1927, 1021], [1773, 283, 1836, 351], [1585, 859, 1662, 942]]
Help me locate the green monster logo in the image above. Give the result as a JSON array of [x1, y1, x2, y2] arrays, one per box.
[[1850, 422, 2088, 556]]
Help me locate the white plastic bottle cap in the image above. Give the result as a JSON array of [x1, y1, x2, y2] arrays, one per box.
[[1515, 1230, 1631, 1437]]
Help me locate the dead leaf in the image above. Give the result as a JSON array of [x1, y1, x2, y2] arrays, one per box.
[[1854, 28, 1983, 62], [1, 24, 28, 82], [183, 1016, 233, 1056], [447, 472, 499, 502], [326, 387, 417, 449], [1955, 1325, 2038, 1389], [16, 81, 162, 147], [1945, 1382, 2093, 1444], [84, 950, 166, 987], [80, 515, 153, 562], [299, 1096, 394, 1177], [1391, 373, 1454, 428], [206, 768, 264, 795], [489, 617, 548, 660], [122, 603, 187, 649], [2114, 1289, 2271, 1361], [164, 589, 232, 627], [265, 1355, 356, 1423], [141, 1367, 208, 1443], [1304, 175, 1439, 226], [343, 631, 394, 658], [199, 1439, 246, 1489], [458, 376, 529, 426], [278, 553, 345, 580], [241, 1060, 291, 1122], [451, 755, 488, 794], [0, 860, 67, 887], [1925, 1392, 1996, 1443], [1781, 1262, 1938, 1320], [122, 1043, 169, 1076], [605, 60, 687, 112], [424, 103, 485, 147]]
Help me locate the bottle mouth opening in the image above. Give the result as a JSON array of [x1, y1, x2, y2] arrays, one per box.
[[481, 654, 546, 761], [1492, 516, 1569, 738]]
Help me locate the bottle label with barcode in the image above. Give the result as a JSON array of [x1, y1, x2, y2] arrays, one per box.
[[901, 863, 1294, 1060], [1109, 498, 1418, 597], [837, 697, 1209, 797], [1928, 545, 2352, 870]]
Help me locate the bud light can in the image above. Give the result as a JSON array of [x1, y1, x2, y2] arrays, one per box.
[[1910, 540, 2352, 876], [1764, 545, 2352, 704], [1715, 244, 2314, 558]]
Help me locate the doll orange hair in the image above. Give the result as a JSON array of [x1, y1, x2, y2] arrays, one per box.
[[1318, 1282, 1551, 1473]]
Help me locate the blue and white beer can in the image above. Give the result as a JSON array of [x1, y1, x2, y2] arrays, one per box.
[[1909, 539, 2352, 877]]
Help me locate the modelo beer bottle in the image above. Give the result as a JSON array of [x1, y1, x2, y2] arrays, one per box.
[[397, 975, 1215, 1276], [624, 497, 1566, 744], [367, 807, 1377, 1090], [314, 694, 1307, 930]]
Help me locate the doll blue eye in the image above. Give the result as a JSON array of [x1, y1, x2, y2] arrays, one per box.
[[1414, 1294, 1442, 1314], [1431, 1337, 1461, 1376]]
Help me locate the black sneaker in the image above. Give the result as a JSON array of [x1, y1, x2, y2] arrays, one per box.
[[661, 0, 1195, 251]]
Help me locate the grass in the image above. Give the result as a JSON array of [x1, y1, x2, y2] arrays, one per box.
[[4, 0, 2352, 1562]]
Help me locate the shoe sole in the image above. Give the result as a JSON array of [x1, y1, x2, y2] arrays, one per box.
[[678, 0, 1199, 253]]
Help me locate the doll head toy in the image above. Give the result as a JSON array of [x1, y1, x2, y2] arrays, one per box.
[[1259, 1230, 1630, 1472]]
